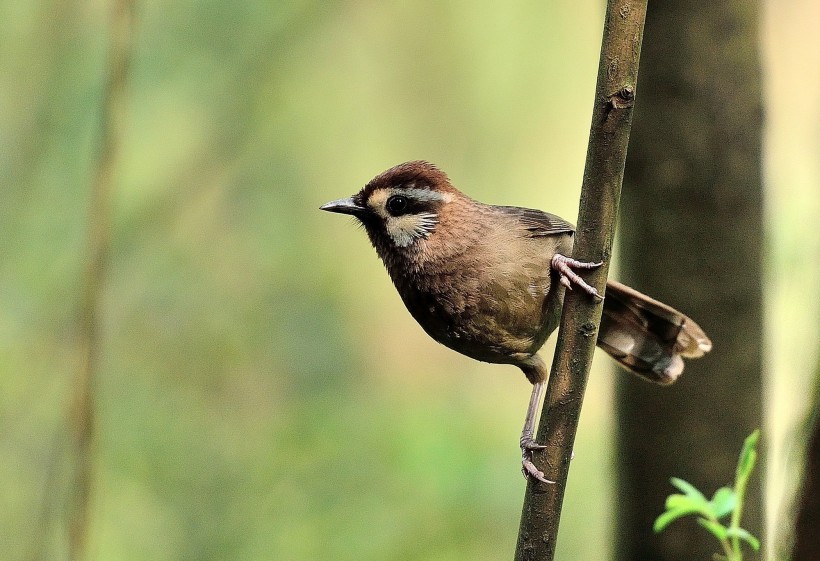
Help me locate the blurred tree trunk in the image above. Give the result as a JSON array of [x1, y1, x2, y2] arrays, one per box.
[[792, 357, 820, 561], [615, 3, 763, 561]]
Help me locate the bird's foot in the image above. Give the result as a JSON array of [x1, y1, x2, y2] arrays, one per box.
[[551, 254, 603, 300], [520, 435, 554, 484]]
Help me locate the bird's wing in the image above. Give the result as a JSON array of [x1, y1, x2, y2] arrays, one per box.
[[494, 205, 576, 237]]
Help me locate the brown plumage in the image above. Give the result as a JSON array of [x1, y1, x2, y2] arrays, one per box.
[[321, 161, 711, 482]]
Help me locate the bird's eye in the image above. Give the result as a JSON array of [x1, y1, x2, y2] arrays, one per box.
[[386, 195, 408, 215]]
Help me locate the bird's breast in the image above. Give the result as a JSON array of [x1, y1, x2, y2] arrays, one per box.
[[389, 241, 563, 365]]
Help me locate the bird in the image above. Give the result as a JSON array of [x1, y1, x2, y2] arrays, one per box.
[[320, 160, 712, 483]]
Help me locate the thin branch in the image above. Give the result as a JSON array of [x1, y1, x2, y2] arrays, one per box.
[[68, 1, 134, 559], [514, 2, 647, 560]]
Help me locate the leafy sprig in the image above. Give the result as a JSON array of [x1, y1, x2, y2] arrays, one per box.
[[654, 430, 761, 560]]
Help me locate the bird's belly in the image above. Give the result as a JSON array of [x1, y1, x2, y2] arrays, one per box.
[[400, 272, 563, 365]]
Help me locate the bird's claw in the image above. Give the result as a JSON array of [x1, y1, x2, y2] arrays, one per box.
[[521, 436, 547, 451], [551, 254, 604, 300], [521, 450, 554, 484], [520, 435, 554, 484]]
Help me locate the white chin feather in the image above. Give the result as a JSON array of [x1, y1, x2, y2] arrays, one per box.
[[387, 212, 438, 247]]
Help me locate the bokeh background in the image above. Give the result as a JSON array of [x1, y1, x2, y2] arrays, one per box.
[[1, 1, 818, 560]]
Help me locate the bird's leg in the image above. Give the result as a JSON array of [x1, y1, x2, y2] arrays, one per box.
[[520, 381, 553, 484], [551, 254, 604, 300]]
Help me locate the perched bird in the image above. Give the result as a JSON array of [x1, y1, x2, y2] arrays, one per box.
[[321, 161, 711, 482]]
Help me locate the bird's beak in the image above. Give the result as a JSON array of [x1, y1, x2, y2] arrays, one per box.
[[320, 197, 367, 217]]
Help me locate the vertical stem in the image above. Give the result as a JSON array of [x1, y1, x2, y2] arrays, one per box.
[[68, 1, 134, 559], [514, 2, 647, 560], [792, 361, 820, 560]]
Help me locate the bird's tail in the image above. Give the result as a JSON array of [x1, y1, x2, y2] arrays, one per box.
[[596, 280, 712, 384]]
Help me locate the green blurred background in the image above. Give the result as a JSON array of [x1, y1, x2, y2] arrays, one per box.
[[1, 1, 817, 560]]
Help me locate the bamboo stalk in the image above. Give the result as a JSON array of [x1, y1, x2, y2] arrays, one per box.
[[68, 2, 134, 559]]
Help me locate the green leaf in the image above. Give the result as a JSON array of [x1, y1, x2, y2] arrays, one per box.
[[670, 477, 707, 502], [665, 493, 710, 513], [736, 429, 760, 482], [697, 517, 728, 541], [709, 487, 737, 519], [654, 508, 697, 533], [726, 527, 761, 551]]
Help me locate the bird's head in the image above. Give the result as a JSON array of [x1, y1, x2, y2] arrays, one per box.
[[321, 161, 465, 260]]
